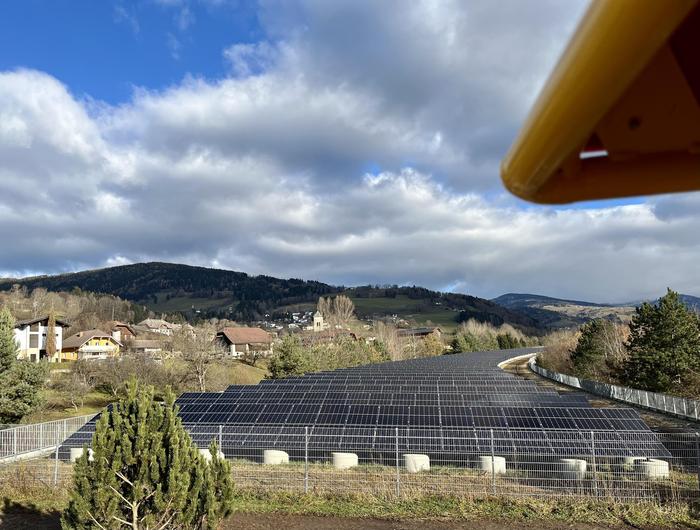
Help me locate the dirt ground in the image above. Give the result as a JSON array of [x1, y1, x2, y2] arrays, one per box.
[[222, 513, 650, 529], [0, 511, 653, 530]]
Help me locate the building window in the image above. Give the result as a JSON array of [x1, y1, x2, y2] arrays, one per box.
[[29, 334, 39, 348]]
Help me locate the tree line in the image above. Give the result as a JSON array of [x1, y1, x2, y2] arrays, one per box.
[[545, 289, 700, 396]]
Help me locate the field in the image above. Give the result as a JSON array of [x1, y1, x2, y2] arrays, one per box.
[[350, 295, 460, 332], [21, 390, 112, 424]]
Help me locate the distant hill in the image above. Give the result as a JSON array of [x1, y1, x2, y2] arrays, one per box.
[[0, 262, 538, 331], [678, 294, 700, 311], [492, 292, 700, 329], [0, 262, 339, 322]]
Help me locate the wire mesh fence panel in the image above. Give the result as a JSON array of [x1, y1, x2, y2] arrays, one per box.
[[210, 426, 700, 503], [0, 415, 96, 459], [5, 426, 700, 505]]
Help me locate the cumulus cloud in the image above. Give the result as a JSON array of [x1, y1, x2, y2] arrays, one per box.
[[0, 0, 698, 303]]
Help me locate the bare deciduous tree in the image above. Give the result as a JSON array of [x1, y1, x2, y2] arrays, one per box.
[[374, 321, 402, 360], [317, 297, 332, 319], [331, 295, 355, 327], [172, 325, 224, 392]]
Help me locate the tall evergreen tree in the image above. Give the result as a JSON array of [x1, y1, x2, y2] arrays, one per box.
[[623, 289, 700, 392], [62, 380, 234, 530], [0, 306, 17, 372], [572, 319, 614, 378]]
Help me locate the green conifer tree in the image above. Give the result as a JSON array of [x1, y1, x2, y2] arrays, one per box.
[[0, 307, 17, 372], [571, 319, 613, 378], [623, 289, 700, 392], [0, 306, 48, 423], [62, 379, 234, 529]]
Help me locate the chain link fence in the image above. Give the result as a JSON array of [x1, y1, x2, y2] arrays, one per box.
[[4, 423, 700, 504]]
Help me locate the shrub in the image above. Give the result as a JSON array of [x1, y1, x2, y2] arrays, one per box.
[[61, 379, 233, 529]]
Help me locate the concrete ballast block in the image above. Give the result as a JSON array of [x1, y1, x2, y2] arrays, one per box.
[[622, 456, 647, 470], [70, 448, 94, 462], [478, 456, 506, 475], [404, 454, 430, 473], [558, 458, 587, 480], [634, 458, 670, 479], [199, 448, 225, 462], [263, 449, 289, 465], [332, 452, 358, 469]]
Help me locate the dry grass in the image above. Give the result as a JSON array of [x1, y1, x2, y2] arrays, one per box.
[[537, 329, 579, 373], [2, 459, 700, 528]]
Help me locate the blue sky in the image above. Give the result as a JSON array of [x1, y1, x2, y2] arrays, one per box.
[[0, 0, 697, 302], [0, 0, 262, 103]]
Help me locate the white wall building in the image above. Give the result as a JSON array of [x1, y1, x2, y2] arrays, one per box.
[[13, 315, 70, 362]]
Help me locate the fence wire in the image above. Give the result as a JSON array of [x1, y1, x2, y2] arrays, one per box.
[[0, 415, 95, 460], [3, 422, 700, 504]]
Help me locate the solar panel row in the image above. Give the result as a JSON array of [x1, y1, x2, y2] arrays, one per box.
[[60, 348, 669, 459]]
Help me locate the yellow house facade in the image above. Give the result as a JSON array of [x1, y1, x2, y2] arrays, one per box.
[[61, 329, 122, 361]]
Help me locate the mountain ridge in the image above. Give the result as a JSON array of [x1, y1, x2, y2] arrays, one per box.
[[0, 262, 538, 331]]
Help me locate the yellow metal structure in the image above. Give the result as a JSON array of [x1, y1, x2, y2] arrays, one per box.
[[501, 0, 700, 204]]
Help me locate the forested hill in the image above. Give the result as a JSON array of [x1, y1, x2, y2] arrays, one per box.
[[0, 262, 339, 320], [0, 262, 538, 330]]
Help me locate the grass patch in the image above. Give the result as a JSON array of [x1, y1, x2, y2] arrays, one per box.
[[350, 295, 460, 333], [232, 490, 700, 528], [22, 389, 113, 423], [2, 462, 700, 529]]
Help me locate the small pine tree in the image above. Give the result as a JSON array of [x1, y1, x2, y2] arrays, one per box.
[[62, 379, 234, 529], [205, 441, 235, 530], [45, 310, 57, 360], [623, 289, 700, 392], [0, 307, 17, 372]]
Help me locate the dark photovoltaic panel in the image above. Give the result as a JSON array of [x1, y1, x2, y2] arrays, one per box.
[[61, 348, 669, 458]]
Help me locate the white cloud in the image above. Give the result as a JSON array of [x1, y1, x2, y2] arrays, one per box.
[[1, 1, 699, 303]]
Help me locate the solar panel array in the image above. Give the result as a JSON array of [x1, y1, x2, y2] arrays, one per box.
[[62, 348, 669, 458]]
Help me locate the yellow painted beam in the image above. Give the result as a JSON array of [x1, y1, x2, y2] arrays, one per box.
[[501, 0, 699, 204]]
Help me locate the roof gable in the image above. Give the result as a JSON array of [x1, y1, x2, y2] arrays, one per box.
[[15, 315, 70, 328], [63, 329, 122, 349], [218, 327, 271, 345]]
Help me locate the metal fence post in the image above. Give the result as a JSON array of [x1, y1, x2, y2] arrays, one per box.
[[54, 444, 60, 486], [395, 427, 400, 497], [590, 431, 599, 497], [218, 424, 223, 449], [490, 428, 496, 495], [13, 427, 17, 455], [695, 433, 700, 496], [304, 426, 309, 494]]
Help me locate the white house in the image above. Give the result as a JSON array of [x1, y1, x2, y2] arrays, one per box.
[[13, 315, 70, 362], [216, 327, 273, 360]]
